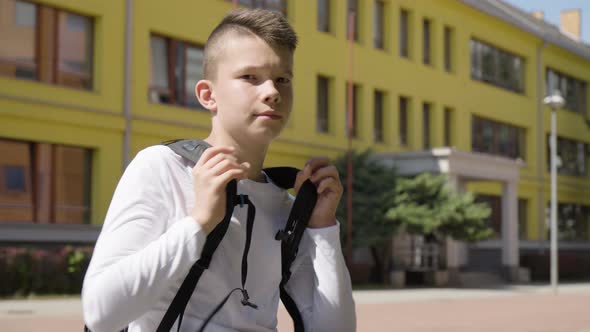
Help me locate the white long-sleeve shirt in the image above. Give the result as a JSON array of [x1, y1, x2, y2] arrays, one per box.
[[82, 145, 356, 332]]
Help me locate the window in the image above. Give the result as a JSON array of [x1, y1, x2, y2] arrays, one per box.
[[1, 0, 37, 80], [317, 0, 330, 32], [149, 35, 205, 109], [399, 96, 409, 146], [422, 102, 431, 149], [399, 9, 409, 58], [476, 196, 530, 240], [374, 90, 384, 142], [317, 76, 329, 133], [229, 0, 287, 16], [0, 0, 94, 89], [4, 166, 26, 192], [518, 199, 528, 240], [373, 1, 384, 49], [53, 146, 92, 224], [347, 0, 358, 41], [444, 26, 453, 72], [548, 203, 590, 241], [346, 83, 359, 138], [0, 139, 92, 224], [422, 18, 431, 65], [443, 107, 453, 147], [57, 11, 93, 89], [546, 68, 587, 115], [476, 194, 502, 238], [470, 39, 524, 93], [546, 136, 588, 177], [472, 115, 525, 160]]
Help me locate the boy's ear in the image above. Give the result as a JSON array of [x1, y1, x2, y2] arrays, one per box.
[[195, 79, 217, 113]]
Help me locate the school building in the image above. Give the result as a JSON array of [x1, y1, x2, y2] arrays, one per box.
[[0, 0, 589, 284]]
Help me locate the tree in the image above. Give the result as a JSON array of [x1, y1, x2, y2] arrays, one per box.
[[385, 173, 493, 244], [334, 150, 398, 283]]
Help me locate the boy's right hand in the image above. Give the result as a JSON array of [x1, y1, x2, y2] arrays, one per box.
[[190, 146, 250, 234]]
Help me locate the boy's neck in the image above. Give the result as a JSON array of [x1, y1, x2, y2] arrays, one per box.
[[204, 133, 268, 183]]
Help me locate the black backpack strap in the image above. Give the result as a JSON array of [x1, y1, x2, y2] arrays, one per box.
[[264, 167, 318, 332], [157, 180, 238, 332], [156, 139, 240, 332]]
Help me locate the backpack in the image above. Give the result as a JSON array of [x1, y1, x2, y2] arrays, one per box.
[[85, 139, 317, 332]]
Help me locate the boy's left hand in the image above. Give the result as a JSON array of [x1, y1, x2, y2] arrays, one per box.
[[294, 157, 343, 228]]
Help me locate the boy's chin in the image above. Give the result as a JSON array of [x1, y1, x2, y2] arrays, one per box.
[[246, 128, 283, 144]]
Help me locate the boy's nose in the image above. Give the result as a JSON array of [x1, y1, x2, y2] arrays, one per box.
[[262, 80, 281, 105]]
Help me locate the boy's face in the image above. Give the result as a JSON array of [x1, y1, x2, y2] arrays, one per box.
[[209, 34, 293, 145]]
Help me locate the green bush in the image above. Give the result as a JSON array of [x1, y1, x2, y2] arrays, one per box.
[[0, 245, 93, 297]]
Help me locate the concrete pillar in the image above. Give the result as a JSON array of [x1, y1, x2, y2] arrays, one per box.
[[446, 174, 467, 285], [502, 180, 520, 282]]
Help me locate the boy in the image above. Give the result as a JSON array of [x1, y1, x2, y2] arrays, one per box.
[[82, 9, 355, 332]]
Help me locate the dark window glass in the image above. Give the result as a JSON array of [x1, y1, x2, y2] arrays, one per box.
[[546, 135, 588, 177], [518, 199, 528, 240], [422, 19, 431, 65], [476, 194, 502, 238], [149, 35, 204, 109], [4, 166, 26, 192], [546, 68, 587, 115], [472, 115, 525, 160], [471, 39, 524, 93], [374, 90, 384, 142], [399, 9, 409, 57], [399, 96, 408, 145], [422, 103, 431, 149], [184, 45, 204, 108], [56, 11, 93, 89], [317, 0, 330, 32], [549, 203, 590, 241], [444, 107, 452, 147], [0, 0, 38, 80], [444, 26, 452, 72], [317, 76, 329, 133], [374, 1, 384, 49], [345, 83, 359, 138], [149, 35, 172, 103]]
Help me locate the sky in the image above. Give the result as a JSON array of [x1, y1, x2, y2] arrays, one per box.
[[504, 0, 590, 43]]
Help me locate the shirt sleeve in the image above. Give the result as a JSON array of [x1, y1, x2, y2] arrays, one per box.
[[284, 222, 357, 332], [82, 147, 207, 332]]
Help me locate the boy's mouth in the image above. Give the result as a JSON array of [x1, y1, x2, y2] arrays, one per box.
[[255, 111, 283, 120]]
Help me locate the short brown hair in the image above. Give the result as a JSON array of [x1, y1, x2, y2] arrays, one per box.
[[203, 9, 298, 80]]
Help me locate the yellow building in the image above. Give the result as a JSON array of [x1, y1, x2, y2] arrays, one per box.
[[0, 0, 589, 282]]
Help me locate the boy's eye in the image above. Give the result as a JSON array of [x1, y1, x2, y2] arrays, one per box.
[[241, 75, 256, 80], [277, 77, 291, 84]]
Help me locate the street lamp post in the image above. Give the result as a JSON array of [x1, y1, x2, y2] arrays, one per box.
[[543, 90, 565, 295]]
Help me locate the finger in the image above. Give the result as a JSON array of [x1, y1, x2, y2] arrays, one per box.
[[294, 164, 313, 193], [316, 177, 342, 195], [197, 146, 235, 167], [310, 165, 339, 183], [202, 152, 238, 170], [209, 159, 249, 177], [215, 167, 249, 186], [305, 157, 331, 173]]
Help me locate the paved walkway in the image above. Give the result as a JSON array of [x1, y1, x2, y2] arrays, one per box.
[[1, 283, 590, 331]]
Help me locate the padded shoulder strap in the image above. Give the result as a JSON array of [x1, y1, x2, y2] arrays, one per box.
[[158, 139, 237, 332], [164, 139, 212, 164]]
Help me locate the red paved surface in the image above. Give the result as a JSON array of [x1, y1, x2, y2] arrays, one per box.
[[2, 292, 589, 331]]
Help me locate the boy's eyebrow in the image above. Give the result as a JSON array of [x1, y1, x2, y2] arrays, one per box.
[[236, 65, 293, 77]]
